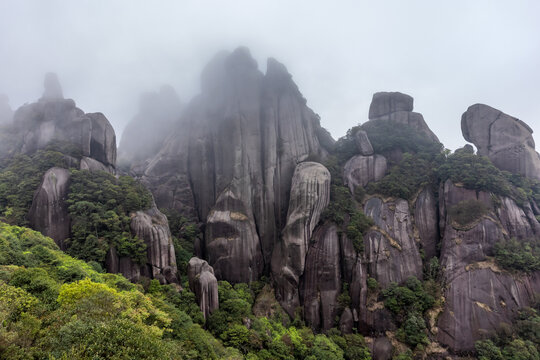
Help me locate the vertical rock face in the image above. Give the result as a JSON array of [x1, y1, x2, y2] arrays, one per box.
[[436, 180, 540, 352], [366, 92, 439, 143], [28, 167, 71, 249], [40, 72, 64, 101], [118, 85, 183, 166], [187, 257, 219, 320], [301, 223, 341, 331], [461, 104, 540, 180], [141, 48, 332, 283], [414, 188, 439, 260], [129, 207, 179, 284], [363, 197, 423, 288], [343, 154, 387, 193], [272, 161, 331, 316], [13, 101, 116, 169]]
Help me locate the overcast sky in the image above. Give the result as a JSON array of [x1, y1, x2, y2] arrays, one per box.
[[0, 0, 539, 150]]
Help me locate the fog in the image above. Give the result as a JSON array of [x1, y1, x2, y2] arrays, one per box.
[[0, 0, 539, 150]]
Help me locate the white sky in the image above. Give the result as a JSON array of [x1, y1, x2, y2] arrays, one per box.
[[0, 0, 539, 150]]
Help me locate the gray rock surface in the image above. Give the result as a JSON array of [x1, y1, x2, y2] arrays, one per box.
[[272, 161, 331, 316], [13, 99, 116, 168], [28, 167, 71, 249], [414, 188, 439, 259], [437, 180, 540, 352], [366, 92, 439, 143], [141, 48, 331, 283], [301, 223, 341, 331], [461, 103, 540, 180], [363, 197, 423, 288], [343, 154, 387, 193], [130, 206, 179, 284], [79, 156, 115, 174], [187, 257, 219, 319], [354, 129, 374, 155]]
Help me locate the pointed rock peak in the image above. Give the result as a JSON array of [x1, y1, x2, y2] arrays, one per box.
[[368, 91, 413, 119], [266, 57, 291, 80], [226, 46, 258, 70], [0, 94, 13, 125], [41, 72, 64, 101]]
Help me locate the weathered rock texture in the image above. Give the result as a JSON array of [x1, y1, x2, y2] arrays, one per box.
[[119, 85, 183, 166], [187, 257, 219, 319], [343, 154, 387, 193], [301, 223, 341, 331], [436, 180, 540, 352], [366, 92, 439, 143], [105, 206, 179, 284], [272, 162, 331, 316], [462, 103, 540, 180], [28, 167, 71, 249], [13, 100, 116, 168], [363, 197, 423, 288], [141, 48, 333, 282]]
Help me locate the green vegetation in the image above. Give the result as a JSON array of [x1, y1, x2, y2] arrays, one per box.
[[448, 199, 489, 227], [361, 120, 442, 157], [494, 238, 540, 273], [320, 156, 373, 254], [0, 222, 372, 359], [161, 208, 200, 276], [382, 277, 438, 348], [66, 170, 153, 265], [475, 307, 540, 359], [0, 148, 71, 225]]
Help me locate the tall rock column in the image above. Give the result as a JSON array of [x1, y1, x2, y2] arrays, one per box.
[[272, 161, 330, 316]]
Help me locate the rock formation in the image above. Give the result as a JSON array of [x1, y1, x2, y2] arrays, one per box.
[[40, 72, 64, 101], [118, 85, 183, 167], [141, 48, 333, 283], [343, 154, 387, 193], [367, 92, 439, 143], [272, 162, 331, 316], [461, 103, 540, 180], [28, 167, 71, 250], [187, 257, 219, 319], [436, 180, 540, 352]]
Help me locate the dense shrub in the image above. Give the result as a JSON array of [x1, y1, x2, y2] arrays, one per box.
[[494, 238, 540, 273], [66, 170, 152, 265], [448, 199, 489, 227]]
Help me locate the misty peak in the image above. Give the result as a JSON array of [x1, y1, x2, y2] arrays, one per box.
[[0, 94, 13, 125], [40, 72, 64, 101]]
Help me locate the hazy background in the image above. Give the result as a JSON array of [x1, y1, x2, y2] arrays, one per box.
[[0, 0, 539, 150]]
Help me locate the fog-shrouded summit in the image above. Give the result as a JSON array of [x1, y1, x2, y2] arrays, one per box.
[[0, 94, 13, 126], [118, 84, 183, 168], [140, 47, 334, 283]]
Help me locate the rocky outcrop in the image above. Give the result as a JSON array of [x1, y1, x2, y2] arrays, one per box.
[[79, 156, 115, 174], [12, 75, 116, 169], [436, 180, 540, 352], [366, 92, 439, 143], [141, 48, 332, 283], [130, 207, 179, 284], [343, 154, 387, 193], [461, 104, 540, 180], [105, 206, 179, 285], [363, 197, 423, 288], [301, 223, 341, 331], [414, 188, 439, 260], [118, 85, 183, 166], [28, 167, 71, 249], [187, 257, 219, 319], [354, 130, 374, 156], [272, 162, 331, 316]]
